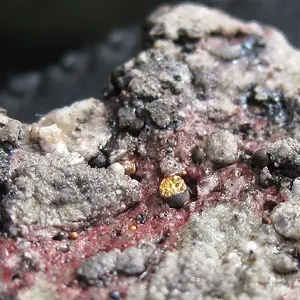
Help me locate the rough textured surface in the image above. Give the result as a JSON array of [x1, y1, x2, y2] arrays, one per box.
[[206, 129, 239, 166], [133, 203, 290, 300], [31, 98, 112, 160], [3, 3, 300, 300], [3, 153, 140, 234], [77, 244, 155, 286]]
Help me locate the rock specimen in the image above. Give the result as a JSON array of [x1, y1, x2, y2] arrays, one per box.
[[2, 3, 300, 300]]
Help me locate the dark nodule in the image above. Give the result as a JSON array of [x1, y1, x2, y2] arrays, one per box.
[[165, 189, 190, 209], [89, 152, 107, 168], [250, 148, 271, 168]]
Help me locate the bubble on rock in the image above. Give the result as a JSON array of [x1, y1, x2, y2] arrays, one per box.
[[159, 175, 190, 209]]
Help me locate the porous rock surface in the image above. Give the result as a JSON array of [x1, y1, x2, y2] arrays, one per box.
[[2, 3, 300, 300]]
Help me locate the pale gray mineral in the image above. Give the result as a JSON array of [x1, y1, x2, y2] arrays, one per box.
[[206, 130, 238, 166], [32, 98, 112, 160], [2, 152, 140, 233], [271, 199, 300, 240], [77, 249, 120, 284], [269, 138, 300, 167], [128, 203, 295, 300], [272, 253, 298, 274], [0, 119, 22, 143], [78, 245, 155, 284], [159, 155, 185, 176], [116, 246, 149, 275], [268, 138, 300, 178], [0, 110, 22, 144]]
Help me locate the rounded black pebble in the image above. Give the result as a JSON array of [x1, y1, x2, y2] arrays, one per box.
[[53, 231, 68, 241], [165, 189, 190, 209], [89, 152, 107, 168], [250, 148, 271, 168]]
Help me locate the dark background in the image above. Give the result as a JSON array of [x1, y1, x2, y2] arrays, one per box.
[[1, 0, 300, 122]]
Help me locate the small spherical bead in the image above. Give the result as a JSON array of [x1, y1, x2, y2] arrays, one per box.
[[128, 225, 137, 231], [69, 231, 78, 240]]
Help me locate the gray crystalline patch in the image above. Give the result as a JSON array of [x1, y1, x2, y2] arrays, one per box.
[[77, 249, 120, 284], [116, 246, 150, 275], [118, 107, 144, 131], [266, 138, 300, 178], [0, 149, 10, 187], [126, 53, 192, 101], [107, 48, 194, 133], [3, 151, 140, 233], [271, 199, 300, 240], [158, 61, 192, 88], [128, 76, 162, 100], [269, 138, 300, 167], [182, 204, 257, 251], [0, 119, 22, 143], [147, 248, 244, 300], [128, 203, 297, 300], [77, 245, 155, 284], [0, 112, 22, 144]]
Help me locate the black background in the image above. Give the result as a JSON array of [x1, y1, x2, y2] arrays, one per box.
[[1, 0, 300, 121]]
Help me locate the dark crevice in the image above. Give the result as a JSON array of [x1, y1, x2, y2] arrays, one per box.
[[269, 163, 300, 180], [131, 174, 143, 182], [263, 200, 277, 212], [241, 86, 292, 125], [174, 30, 200, 53], [182, 175, 198, 202]]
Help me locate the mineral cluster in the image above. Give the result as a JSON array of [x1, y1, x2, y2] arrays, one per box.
[[1, 3, 300, 300]]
